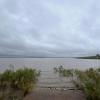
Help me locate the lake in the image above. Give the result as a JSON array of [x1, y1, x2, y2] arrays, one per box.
[[0, 58, 99, 71], [0, 58, 100, 87]]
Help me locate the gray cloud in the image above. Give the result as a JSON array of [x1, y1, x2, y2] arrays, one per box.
[[0, 0, 100, 57]]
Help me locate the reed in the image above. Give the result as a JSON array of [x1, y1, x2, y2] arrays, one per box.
[[54, 66, 100, 100], [74, 68, 100, 100], [0, 67, 40, 100]]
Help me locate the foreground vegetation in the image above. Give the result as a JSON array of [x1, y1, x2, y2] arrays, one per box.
[[0, 68, 40, 100], [54, 66, 100, 100]]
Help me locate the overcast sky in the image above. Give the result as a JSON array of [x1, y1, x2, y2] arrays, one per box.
[[0, 0, 100, 57]]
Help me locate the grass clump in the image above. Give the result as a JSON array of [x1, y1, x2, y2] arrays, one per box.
[[0, 67, 40, 100], [74, 68, 100, 100], [54, 65, 73, 77], [54, 66, 100, 100]]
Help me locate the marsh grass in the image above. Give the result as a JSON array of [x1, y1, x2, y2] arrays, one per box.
[[54, 66, 100, 100], [74, 68, 100, 100], [54, 66, 73, 77], [0, 67, 40, 100]]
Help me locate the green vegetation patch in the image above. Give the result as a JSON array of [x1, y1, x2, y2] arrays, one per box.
[[54, 66, 100, 100], [0, 67, 40, 100]]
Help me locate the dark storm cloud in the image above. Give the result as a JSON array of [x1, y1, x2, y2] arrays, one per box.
[[0, 0, 100, 57]]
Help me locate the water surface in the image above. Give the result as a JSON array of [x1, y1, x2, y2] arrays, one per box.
[[0, 58, 99, 87], [0, 58, 99, 71]]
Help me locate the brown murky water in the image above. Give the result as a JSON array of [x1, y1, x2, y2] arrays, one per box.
[[0, 58, 99, 87], [0, 58, 99, 71]]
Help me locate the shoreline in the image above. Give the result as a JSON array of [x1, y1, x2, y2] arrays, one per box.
[[24, 87, 86, 100]]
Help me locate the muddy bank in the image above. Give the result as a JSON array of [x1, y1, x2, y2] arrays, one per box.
[[24, 88, 86, 100]]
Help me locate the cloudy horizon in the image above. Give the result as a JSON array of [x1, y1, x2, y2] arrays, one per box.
[[0, 0, 100, 57]]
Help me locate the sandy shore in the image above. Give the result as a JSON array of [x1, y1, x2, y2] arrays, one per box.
[[24, 87, 86, 100]]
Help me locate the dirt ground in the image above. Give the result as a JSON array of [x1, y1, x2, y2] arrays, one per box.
[[24, 88, 86, 100]]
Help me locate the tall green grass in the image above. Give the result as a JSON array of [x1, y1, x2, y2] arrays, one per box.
[[74, 68, 100, 100], [0, 68, 40, 100], [54, 66, 100, 100]]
